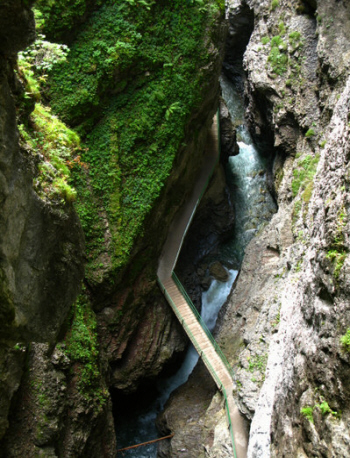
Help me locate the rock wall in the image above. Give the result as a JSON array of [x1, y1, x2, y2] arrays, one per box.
[[160, 0, 350, 456], [0, 0, 85, 442]]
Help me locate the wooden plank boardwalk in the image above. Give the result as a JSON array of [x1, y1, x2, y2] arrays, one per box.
[[161, 277, 233, 392]]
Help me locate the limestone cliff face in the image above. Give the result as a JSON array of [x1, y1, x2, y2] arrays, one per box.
[[230, 0, 350, 455], [161, 0, 350, 456], [0, 0, 85, 444]]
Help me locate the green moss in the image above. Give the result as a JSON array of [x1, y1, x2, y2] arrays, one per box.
[[62, 290, 108, 408], [326, 249, 346, 279], [267, 35, 288, 75], [292, 199, 302, 226], [301, 406, 314, 423], [271, 0, 279, 11], [248, 353, 268, 375], [288, 31, 301, 48], [340, 329, 350, 352], [35, 0, 104, 40], [19, 103, 80, 203], [41, 0, 223, 277], [274, 167, 284, 190], [305, 128, 316, 138], [292, 154, 320, 198], [302, 180, 314, 204], [278, 21, 286, 36]]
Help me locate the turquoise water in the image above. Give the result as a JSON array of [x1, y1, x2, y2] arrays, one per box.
[[218, 74, 277, 266]]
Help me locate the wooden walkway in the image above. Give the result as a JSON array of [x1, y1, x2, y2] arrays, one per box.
[[157, 115, 248, 458], [161, 277, 233, 391]]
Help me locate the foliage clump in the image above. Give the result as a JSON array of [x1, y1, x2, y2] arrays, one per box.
[[326, 249, 346, 279], [301, 397, 339, 423], [19, 104, 81, 203], [292, 154, 320, 198], [301, 406, 314, 423], [271, 0, 279, 11], [35, 0, 104, 41], [340, 329, 350, 352], [16, 8, 80, 204], [268, 35, 288, 75], [305, 128, 316, 138]]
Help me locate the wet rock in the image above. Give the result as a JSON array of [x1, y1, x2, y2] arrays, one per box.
[[219, 98, 240, 164], [0, 1, 35, 54], [0, 1, 85, 443], [0, 343, 116, 457], [209, 261, 229, 282], [157, 360, 217, 458]]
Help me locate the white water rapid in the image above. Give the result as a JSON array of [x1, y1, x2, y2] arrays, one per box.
[[218, 74, 276, 265]]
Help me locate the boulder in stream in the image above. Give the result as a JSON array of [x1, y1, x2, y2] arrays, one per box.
[[209, 261, 229, 282]]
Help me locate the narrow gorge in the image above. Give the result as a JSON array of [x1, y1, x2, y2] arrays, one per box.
[[0, 0, 350, 457]]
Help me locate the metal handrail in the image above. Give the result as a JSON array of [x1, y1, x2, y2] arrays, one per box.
[[157, 278, 222, 387], [222, 386, 238, 458], [171, 271, 234, 376]]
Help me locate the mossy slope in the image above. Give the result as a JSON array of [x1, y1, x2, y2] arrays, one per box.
[[42, 0, 224, 288]]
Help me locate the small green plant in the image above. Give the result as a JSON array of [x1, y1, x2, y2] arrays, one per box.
[[248, 353, 268, 375], [326, 249, 346, 279], [272, 311, 280, 327], [278, 21, 286, 35], [340, 329, 350, 352], [318, 401, 337, 416], [261, 36, 270, 45], [268, 35, 288, 75], [302, 393, 340, 422], [288, 31, 301, 49], [292, 154, 320, 198], [271, 0, 279, 10], [295, 258, 303, 272], [305, 128, 316, 138], [301, 406, 314, 423]]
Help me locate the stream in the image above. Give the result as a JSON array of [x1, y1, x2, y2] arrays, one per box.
[[114, 73, 276, 457], [218, 73, 277, 266]]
